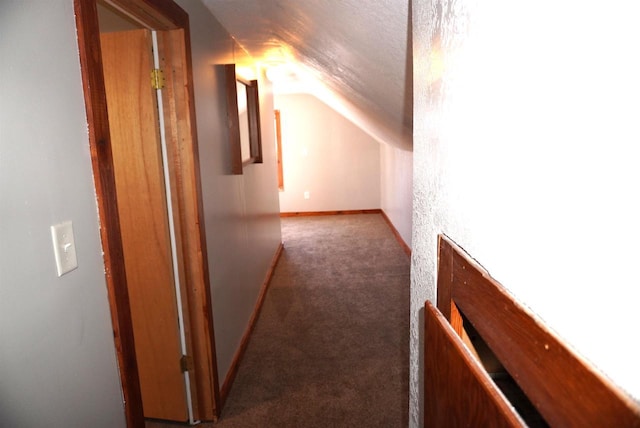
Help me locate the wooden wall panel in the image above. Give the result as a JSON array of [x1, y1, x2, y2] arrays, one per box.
[[435, 235, 640, 427], [424, 301, 524, 428]]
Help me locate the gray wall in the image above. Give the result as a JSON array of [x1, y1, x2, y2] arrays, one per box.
[[176, 0, 282, 382], [0, 1, 126, 426]]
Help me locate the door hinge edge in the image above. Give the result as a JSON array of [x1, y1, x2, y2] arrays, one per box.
[[180, 354, 193, 373], [151, 68, 165, 90]]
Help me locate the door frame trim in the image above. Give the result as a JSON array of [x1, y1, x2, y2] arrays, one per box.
[[74, 1, 220, 424]]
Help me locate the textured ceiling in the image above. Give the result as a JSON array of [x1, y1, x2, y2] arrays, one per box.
[[200, 0, 412, 149]]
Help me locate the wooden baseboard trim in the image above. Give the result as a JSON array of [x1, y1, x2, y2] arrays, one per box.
[[380, 210, 411, 257], [280, 209, 381, 217], [280, 209, 411, 257], [219, 242, 284, 407]]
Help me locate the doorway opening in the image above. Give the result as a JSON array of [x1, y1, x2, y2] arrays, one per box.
[[75, 0, 220, 425]]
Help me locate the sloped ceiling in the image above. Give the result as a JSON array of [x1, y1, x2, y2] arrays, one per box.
[[200, 0, 412, 150]]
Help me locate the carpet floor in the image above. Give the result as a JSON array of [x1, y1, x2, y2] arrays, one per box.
[[215, 214, 410, 427], [148, 213, 411, 427]]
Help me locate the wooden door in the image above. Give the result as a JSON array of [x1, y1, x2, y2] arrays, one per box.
[[100, 29, 189, 421]]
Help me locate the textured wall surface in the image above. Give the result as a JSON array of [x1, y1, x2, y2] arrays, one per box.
[[276, 94, 381, 213], [411, 0, 640, 426], [177, 0, 283, 382], [0, 2, 127, 426], [380, 145, 413, 248]]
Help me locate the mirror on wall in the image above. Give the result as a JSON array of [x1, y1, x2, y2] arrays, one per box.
[[224, 65, 263, 174], [236, 80, 251, 162]]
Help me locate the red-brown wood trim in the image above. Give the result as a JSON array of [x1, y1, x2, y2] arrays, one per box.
[[280, 209, 382, 217], [74, 1, 144, 426], [219, 243, 284, 406], [424, 301, 524, 427], [274, 109, 284, 190], [438, 235, 640, 426], [105, 0, 187, 29], [380, 210, 411, 257], [247, 80, 263, 163], [224, 64, 243, 175], [435, 234, 453, 321], [280, 209, 411, 257]]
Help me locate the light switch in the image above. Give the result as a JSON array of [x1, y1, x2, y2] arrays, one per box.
[[51, 221, 78, 276]]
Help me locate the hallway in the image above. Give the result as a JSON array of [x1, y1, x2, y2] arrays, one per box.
[[216, 214, 410, 427], [148, 213, 410, 427]]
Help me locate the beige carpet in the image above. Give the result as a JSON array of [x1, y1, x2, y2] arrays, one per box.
[[215, 213, 410, 427]]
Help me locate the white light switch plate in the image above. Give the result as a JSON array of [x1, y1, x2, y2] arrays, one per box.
[[51, 221, 78, 276]]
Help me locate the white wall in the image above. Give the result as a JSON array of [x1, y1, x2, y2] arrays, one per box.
[[276, 93, 381, 212], [410, 0, 640, 426], [0, 2, 126, 426], [177, 0, 282, 382], [380, 145, 413, 247]]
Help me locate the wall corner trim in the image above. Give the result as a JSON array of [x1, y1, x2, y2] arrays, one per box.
[[280, 209, 382, 217], [381, 210, 411, 257], [219, 242, 285, 407], [279, 210, 411, 257]]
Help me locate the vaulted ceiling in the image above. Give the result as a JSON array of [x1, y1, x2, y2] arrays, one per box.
[[200, 0, 413, 150]]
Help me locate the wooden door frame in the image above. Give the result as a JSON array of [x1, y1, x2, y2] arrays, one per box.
[[74, 0, 220, 425]]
